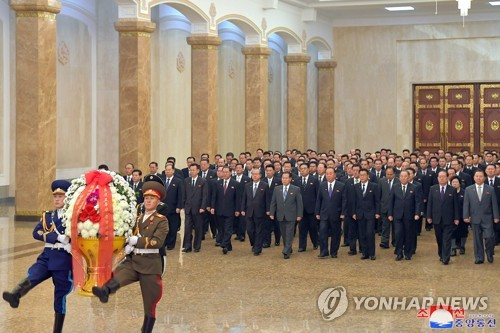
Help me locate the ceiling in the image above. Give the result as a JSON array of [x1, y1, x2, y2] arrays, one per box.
[[279, 0, 500, 26]]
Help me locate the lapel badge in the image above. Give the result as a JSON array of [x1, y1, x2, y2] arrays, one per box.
[[336, 189, 340, 192]]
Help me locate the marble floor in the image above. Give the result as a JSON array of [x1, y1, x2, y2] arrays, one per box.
[[0, 204, 498, 332]]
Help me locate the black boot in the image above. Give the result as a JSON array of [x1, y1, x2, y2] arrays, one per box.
[[2, 277, 32, 308], [92, 278, 120, 303], [141, 315, 156, 333], [53, 313, 65, 333]]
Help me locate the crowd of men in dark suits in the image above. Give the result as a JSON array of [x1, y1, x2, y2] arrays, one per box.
[[120, 147, 500, 263]]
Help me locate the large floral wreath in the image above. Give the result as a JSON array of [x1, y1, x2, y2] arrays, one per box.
[[62, 170, 137, 239]]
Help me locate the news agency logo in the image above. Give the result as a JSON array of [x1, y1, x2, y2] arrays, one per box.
[[317, 286, 348, 321]]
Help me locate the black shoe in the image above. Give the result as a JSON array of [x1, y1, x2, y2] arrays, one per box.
[[234, 236, 239, 240], [341, 243, 349, 247], [442, 260, 449, 265], [254, 252, 261, 256], [263, 244, 270, 248], [405, 256, 412, 260], [379, 244, 389, 249], [222, 248, 228, 255], [141, 315, 156, 333], [360, 255, 369, 260], [395, 254, 403, 261], [475, 260, 484, 264], [451, 249, 456, 257], [460, 247, 465, 255], [182, 248, 192, 253], [370, 256, 376, 260], [284, 254, 290, 259], [313, 245, 318, 250], [318, 254, 329, 259], [202, 235, 205, 240], [239, 238, 245, 242], [92, 278, 120, 303], [194, 249, 200, 253], [166, 247, 174, 251], [275, 242, 280, 246], [298, 248, 305, 252], [331, 254, 338, 258], [487, 255, 494, 263], [417, 233, 421, 236], [215, 242, 221, 247], [2, 278, 31, 308], [348, 251, 357, 256], [53, 313, 65, 333]]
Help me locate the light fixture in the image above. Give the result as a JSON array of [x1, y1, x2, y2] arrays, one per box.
[[385, 6, 414, 11], [456, 0, 472, 16], [489, 1, 500, 5]]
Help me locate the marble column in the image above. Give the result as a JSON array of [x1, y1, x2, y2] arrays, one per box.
[[187, 35, 221, 160], [315, 60, 337, 152], [242, 46, 271, 153], [285, 54, 310, 151], [11, 0, 61, 219], [115, 20, 156, 172]]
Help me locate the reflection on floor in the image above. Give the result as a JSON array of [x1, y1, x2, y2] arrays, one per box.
[[0, 204, 498, 332]]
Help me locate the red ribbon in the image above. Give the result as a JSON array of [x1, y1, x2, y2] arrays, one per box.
[[71, 170, 115, 290]]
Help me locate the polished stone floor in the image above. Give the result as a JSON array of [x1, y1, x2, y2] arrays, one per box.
[[0, 204, 498, 332]]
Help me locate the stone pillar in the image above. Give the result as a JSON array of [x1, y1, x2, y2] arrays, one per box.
[[315, 60, 337, 152], [187, 35, 221, 160], [285, 54, 310, 151], [242, 46, 271, 153], [11, 0, 61, 219], [114, 20, 156, 172]]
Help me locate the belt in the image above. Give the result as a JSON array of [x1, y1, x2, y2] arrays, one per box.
[[133, 248, 159, 255], [45, 243, 65, 250]]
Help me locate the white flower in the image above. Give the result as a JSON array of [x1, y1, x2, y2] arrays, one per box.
[[81, 229, 90, 238], [77, 222, 84, 231], [110, 187, 117, 194], [93, 223, 99, 231], [83, 220, 93, 230], [88, 228, 98, 238]]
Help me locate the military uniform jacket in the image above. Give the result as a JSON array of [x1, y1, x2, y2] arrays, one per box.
[[125, 212, 169, 275], [32, 211, 72, 271]]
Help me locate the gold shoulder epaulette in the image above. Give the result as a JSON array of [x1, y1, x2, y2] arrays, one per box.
[[155, 213, 165, 218]]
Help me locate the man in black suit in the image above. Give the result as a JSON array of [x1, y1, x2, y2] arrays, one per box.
[[199, 158, 217, 239], [426, 170, 459, 265], [164, 157, 184, 180], [352, 169, 380, 260], [295, 163, 320, 252], [241, 168, 269, 256], [263, 164, 282, 247], [211, 166, 241, 254], [162, 164, 183, 250], [182, 163, 208, 253], [415, 158, 436, 232], [388, 170, 421, 260], [463, 155, 477, 178], [181, 156, 195, 179], [232, 163, 251, 241], [123, 163, 134, 184], [345, 164, 361, 255], [148, 162, 162, 178], [485, 164, 500, 245], [373, 159, 386, 181], [315, 167, 347, 258], [378, 167, 399, 249], [452, 160, 473, 189], [131, 169, 144, 204], [407, 167, 424, 253]]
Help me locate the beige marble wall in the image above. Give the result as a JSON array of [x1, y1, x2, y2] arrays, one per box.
[[96, 0, 119, 171], [56, 15, 91, 169], [0, 16, 3, 176], [11, 0, 61, 215], [285, 54, 310, 151], [187, 35, 221, 160], [316, 60, 336, 153], [306, 44, 318, 151], [115, 20, 155, 172], [152, 27, 192, 165], [268, 49, 284, 151], [333, 21, 500, 153], [242, 46, 271, 154], [218, 40, 245, 156]]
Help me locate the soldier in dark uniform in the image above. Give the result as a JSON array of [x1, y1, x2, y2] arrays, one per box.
[[93, 175, 168, 333], [3, 180, 73, 333]]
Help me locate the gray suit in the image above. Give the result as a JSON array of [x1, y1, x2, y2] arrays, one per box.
[[463, 184, 499, 262], [270, 184, 303, 256], [378, 177, 399, 247]]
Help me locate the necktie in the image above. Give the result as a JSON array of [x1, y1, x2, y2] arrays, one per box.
[[490, 179, 494, 186], [440, 186, 445, 200], [166, 178, 170, 189], [388, 179, 392, 190], [253, 183, 257, 197], [283, 186, 288, 200], [328, 183, 333, 197], [268, 179, 272, 188], [133, 184, 136, 191], [192, 179, 195, 187], [303, 177, 306, 186], [362, 183, 366, 196], [377, 172, 380, 178], [477, 186, 482, 201], [203, 172, 206, 179], [423, 170, 426, 176], [224, 180, 227, 194], [402, 185, 406, 196]]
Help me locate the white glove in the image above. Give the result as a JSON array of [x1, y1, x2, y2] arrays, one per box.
[[125, 244, 135, 255], [57, 235, 70, 245], [128, 236, 138, 246], [63, 243, 72, 254]]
